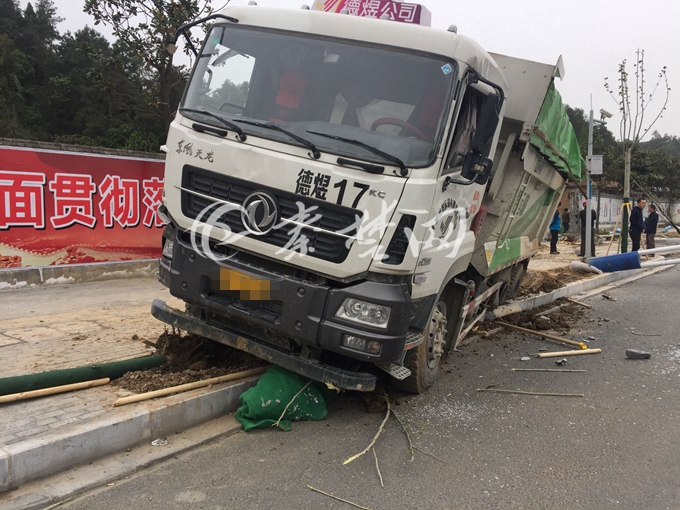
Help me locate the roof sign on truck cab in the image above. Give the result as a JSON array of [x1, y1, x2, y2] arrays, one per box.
[[311, 0, 432, 26]]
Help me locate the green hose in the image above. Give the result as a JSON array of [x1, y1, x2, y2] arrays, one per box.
[[0, 355, 167, 396]]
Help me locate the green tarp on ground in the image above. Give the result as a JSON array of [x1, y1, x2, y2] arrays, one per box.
[[530, 80, 587, 181], [235, 366, 336, 431]]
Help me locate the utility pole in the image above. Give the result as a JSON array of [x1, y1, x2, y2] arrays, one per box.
[[586, 109, 594, 259]]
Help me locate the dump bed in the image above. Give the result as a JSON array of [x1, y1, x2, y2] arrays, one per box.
[[469, 53, 586, 277]]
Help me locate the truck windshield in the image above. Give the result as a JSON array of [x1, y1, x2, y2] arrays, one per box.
[[181, 25, 457, 168]]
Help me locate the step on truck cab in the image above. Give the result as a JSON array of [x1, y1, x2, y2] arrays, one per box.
[[153, 3, 586, 393]]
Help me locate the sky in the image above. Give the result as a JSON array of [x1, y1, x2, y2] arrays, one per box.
[[35, 0, 680, 139]]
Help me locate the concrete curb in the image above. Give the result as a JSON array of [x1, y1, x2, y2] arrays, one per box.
[[0, 259, 159, 288], [489, 265, 671, 319], [576, 264, 675, 299], [0, 377, 257, 495], [0, 414, 244, 510]]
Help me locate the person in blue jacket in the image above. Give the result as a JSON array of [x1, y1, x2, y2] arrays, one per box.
[[549, 202, 562, 254], [629, 197, 646, 251]]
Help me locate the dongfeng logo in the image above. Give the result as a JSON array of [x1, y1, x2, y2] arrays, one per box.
[[241, 191, 278, 235]]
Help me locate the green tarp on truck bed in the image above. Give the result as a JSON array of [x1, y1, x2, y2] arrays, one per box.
[[530, 80, 587, 181]]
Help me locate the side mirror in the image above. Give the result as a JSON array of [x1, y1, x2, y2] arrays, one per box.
[[460, 152, 493, 185], [471, 92, 500, 156]]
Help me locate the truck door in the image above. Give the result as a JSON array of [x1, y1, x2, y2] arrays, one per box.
[[414, 76, 491, 300]]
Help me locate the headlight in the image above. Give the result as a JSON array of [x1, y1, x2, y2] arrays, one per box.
[[162, 239, 174, 259], [335, 298, 391, 329], [341, 335, 382, 355]]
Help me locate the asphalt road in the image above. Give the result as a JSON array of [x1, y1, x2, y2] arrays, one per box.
[[64, 267, 680, 510]]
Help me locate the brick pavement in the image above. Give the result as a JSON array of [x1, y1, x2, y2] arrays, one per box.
[[0, 278, 182, 448]]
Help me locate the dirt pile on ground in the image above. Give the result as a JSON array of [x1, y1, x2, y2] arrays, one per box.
[[519, 267, 597, 296], [114, 332, 267, 393], [491, 299, 588, 333], [660, 229, 679, 238]]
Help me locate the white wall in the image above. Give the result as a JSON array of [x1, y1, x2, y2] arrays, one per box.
[[594, 195, 679, 226]]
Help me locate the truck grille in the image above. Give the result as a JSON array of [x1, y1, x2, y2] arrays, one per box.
[[208, 291, 284, 324], [180, 166, 362, 263]]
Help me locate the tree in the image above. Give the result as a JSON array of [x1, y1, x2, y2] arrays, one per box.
[[565, 105, 589, 149], [0, 0, 63, 139], [604, 49, 670, 252], [0, 33, 33, 137], [0, 0, 24, 36], [565, 105, 620, 230], [643, 131, 680, 159], [0, 1, 174, 150], [84, 0, 213, 134], [55, 28, 157, 148]]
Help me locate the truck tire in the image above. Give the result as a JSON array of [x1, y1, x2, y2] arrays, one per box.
[[507, 261, 528, 300], [392, 289, 454, 394]]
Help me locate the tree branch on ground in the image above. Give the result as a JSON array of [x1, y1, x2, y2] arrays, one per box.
[[343, 398, 391, 465]]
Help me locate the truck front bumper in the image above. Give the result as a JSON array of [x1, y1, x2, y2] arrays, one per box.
[[156, 226, 423, 387], [151, 299, 376, 391]]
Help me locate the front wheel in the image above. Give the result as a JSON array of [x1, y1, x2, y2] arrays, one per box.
[[392, 289, 454, 394]]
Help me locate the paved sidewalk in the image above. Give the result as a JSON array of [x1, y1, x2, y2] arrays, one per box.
[[0, 277, 255, 497], [0, 279, 177, 442], [529, 240, 617, 271]]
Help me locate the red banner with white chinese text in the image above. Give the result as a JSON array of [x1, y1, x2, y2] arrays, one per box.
[[0, 146, 165, 268], [311, 0, 431, 26]]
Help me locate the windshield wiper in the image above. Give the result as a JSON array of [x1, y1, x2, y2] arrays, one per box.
[[307, 131, 407, 176], [337, 157, 384, 174], [179, 108, 246, 142], [234, 119, 320, 159]]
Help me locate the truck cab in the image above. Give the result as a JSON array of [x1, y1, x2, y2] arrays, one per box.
[[153, 4, 584, 393]]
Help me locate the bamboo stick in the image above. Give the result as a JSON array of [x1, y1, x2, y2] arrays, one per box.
[[512, 368, 586, 372], [567, 298, 593, 309], [496, 321, 588, 349], [113, 366, 268, 407], [476, 388, 583, 397], [306, 485, 371, 510], [606, 205, 624, 256], [0, 378, 110, 404], [536, 348, 602, 358]]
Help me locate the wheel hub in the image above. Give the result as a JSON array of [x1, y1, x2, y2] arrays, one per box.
[[426, 303, 448, 369]]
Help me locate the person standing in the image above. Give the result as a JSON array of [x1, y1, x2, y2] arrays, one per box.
[[579, 200, 596, 257], [629, 198, 646, 252], [549, 203, 562, 254], [644, 203, 658, 255], [562, 207, 570, 233]]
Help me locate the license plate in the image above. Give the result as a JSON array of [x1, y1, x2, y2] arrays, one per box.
[[219, 269, 271, 300]]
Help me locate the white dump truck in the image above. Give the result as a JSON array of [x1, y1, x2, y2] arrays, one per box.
[[152, 2, 586, 393]]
